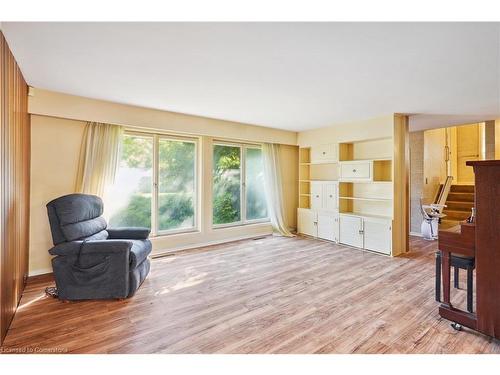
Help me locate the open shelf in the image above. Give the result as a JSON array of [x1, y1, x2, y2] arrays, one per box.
[[373, 160, 392, 182], [339, 211, 392, 220], [339, 196, 392, 202], [299, 195, 310, 209], [299, 147, 311, 164], [310, 163, 338, 181], [310, 161, 338, 165], [339, 138, 392, 162]]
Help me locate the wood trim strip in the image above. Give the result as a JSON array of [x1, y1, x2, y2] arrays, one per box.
[[0, 31, 30, 345]]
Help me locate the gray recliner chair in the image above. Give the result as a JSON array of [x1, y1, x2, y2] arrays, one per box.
[[47, 193, 152, 300]]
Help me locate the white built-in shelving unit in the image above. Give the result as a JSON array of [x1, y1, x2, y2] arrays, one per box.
[[297, 136, 397, 256]]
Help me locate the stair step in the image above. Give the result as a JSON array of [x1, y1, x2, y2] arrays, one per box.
[[440, 219, 461, 230], [450, 185, 475, 193], [445, 201, 474, 210], [447, 192, 474, 202], [443, 209, 471, 220]]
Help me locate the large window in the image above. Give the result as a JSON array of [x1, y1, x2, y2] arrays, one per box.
[[158, 138, 196, 232], [108, 134, 153, 228], [108, 132, 198, 235], [213, 143, 268, 227]]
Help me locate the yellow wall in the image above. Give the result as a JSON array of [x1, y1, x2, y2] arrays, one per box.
[[29, 104, 298, 275]]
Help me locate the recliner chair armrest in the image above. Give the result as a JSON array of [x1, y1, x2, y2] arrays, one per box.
[[49, 241, 84, 256], [107, 227, 151, 240], [80, 240, 133, 255], [49, 240, 133, 256]]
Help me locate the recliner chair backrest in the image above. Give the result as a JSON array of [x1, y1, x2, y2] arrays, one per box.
[[46, 193, 109, 245]]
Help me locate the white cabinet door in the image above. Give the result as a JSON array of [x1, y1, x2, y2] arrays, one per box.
[[317, 212, 336, 241], [324, 183, 338, 211], [339, 161, 372, 181], [339, 215, 363, 248], [333, 213, 340, 243], [298, 208, 317, 237], [363, 218, 392, 255], [310, 181, 323, 210], [311, 143, 338, 163]]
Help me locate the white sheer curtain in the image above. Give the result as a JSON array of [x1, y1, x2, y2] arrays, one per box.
[[262, 143, 294, 237], [76, 122, 124, 197]]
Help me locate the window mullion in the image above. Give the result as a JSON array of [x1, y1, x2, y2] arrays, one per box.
[[241, 145, 246, 223], [152, 134, 159, 236]]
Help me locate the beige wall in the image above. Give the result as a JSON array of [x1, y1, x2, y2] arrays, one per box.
[[297, 114, 394, 146], [29, 103, 298, 275], [29, 88, 297, 145], [495, 120, 500, 159], [409, 131, 424, 234], [279, 144, 299, 230], [423, 128, 447, 203], [30, 115, 86, 274]]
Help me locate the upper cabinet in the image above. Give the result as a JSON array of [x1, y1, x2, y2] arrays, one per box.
[[338, 139, 392, 183], [311, 181, 338, 211], [311, 143, 338, 164], [339, 160, 373, 182]]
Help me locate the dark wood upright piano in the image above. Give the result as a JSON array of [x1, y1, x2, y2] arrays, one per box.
[[438, 160, 500, 339]]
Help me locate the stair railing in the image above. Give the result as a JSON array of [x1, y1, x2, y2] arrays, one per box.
[[435, 175, 453, 213]]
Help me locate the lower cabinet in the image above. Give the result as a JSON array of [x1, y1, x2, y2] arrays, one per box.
[[339, 214, 392, 255], [363, 217, 392, 255], [297, 208, 317, 237], [297, 208, 339, 242], [298, 209, 392, 255], [317, 212, 337, 241], [339, 215, 363, 248]]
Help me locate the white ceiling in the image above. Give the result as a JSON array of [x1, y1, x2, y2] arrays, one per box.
[[2, 22, 500, 132]]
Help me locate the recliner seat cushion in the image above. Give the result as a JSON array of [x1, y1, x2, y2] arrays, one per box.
[[129, 240, 152, 269]]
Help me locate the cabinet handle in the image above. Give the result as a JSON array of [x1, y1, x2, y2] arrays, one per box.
[[316, 195, 320, 198], [322, 151, 326, 155], [329, 195, 333, 198], [359, 230, 364, 235], [352, 169, 357, 173]]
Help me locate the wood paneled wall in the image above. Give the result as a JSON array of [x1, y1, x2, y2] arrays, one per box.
[[0, 31, 30, 345]]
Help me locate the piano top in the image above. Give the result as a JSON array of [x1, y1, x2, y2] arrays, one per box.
[[466, 160, 500, 167], [438, 221, 475, 257], [440, 221, 475, 234]]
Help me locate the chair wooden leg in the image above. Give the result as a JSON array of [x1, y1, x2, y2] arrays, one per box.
[[467, 266, 474, 313], [454, 267, 459, 289], [435, 253, 441, 302]]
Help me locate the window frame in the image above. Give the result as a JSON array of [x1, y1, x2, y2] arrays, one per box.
[[212, 141, 269, 229], [123, 130, 200, 237]]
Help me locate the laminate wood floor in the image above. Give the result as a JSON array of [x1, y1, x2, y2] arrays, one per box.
[[2, 235, 499, 354]]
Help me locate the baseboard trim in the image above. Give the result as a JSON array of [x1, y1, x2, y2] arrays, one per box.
[[27, 272, 54, 283], [29, 234, 276, 277], [29, 267, 53, 277], [410, 231, 423, 237], [152, 233, 273, 259]]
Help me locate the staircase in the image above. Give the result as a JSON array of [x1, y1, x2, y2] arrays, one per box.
[[443, 184, 474, 222]]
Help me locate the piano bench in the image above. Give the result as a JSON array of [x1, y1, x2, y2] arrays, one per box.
[[435, 251, 475, 313]]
